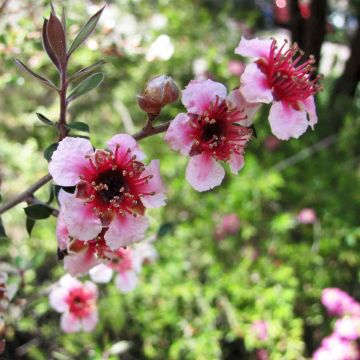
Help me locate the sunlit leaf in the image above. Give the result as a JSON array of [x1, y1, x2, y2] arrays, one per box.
[[14, 59, 58, 90], [68, 60, 106, 83], [67, 72, 104, 102], [67, 122, 90, 132], [67, 6, 105, 57]]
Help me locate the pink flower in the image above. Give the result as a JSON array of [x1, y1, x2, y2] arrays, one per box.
[[255, 349, 269, 360], [215, 213, 241, 240], [252, 320, 268, 341], [235, 37, 321, 140], [264, 135, 281, 151], [49, 134, 166, 249], [297, 208, 317, 224], [49, 274, 98, 333], [164, 79, 253, 191], [90, 248, 140, 293], [321, 288, 360, 317], [334, 316, 360, 341], [313, 334, 360, 360]]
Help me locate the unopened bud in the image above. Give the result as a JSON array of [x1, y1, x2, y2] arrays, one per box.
[[137, 75, 179, 115]]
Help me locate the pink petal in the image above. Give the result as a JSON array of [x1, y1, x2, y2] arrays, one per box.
[[185, 153, 225, 192], [81, 311, 98, 332], [83, 281, 98, 299], [140, 160, 166, 208], [235, 37, 273, 59], [56, 213, 69, 250], [59, 274, 81, 290], [229, 154, 245, 175], [60, 312, 82, 333], [89, 264, 113, 283], [227, 89, 262, 126], [106, 133, 145, 161], [240, 63, 273, 104], [64, 249, 100, 276], [49, 137, 93, 186], [104, 215, 149, 250], [182, 79, 227, 114], [115, 271, 138, 293], [301, 96, 318, 129], [49, 287, 68, 313], [58, 189, 73, 206], [62, 196, 102, 241], [269, 101, 309, 140], [164, 113, 194, 155]]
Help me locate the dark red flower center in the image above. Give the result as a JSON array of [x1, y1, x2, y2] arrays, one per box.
[[76, 147, 155, 223], [189, 97, 252, 161], [256, 39, 322, 108], [66, 287, 94, 318]]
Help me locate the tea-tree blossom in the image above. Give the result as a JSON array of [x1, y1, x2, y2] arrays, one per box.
[[235, 37, 321, 140], [165, 79, 253, 191], [89, 239, 157, 293], [49, 134, 166, 249], [322, 288, 360, 317], [49, 275, 98, 333]]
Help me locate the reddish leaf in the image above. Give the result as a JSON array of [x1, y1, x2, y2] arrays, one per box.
[[47, 12, 67, 70], [42, 18, 60, 71]]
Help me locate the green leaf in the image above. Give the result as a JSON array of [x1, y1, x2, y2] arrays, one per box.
[[0, 193, 2, 202], [24, 204, 53, 220], [44, 143, 58, 161], [14, 59, 58, 90], [67, 122, 90, 132], [36, 113, 53, 126], [157, 222, 175, 238], [68, 60, 106, 83], [67, 72, 104, 102], [0, 217, 7, 238], [67, 6, 105, 57], [26, 217, 36, 236]]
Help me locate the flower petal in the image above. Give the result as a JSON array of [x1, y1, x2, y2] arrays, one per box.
[[64, 249, 100, 276], [89, 264, 114, 283], [106, 133, 145, 161], [81, 311, 98, 332], [140, 160, 166, 208], [104, 215, 149, 250], [182, 79, 227, 114], [49, 287, 69, 313], [235, 37, 273, 59], [59, 274, 81, 290], [240, 63, 273, 104], [301, 96, 318, 129], [56, 213, 69, 250], [62, 196, 102, 241], [269, 101, 309, 140], [229, 154, 245, 175], [60, 312, 82, 333], [227, 89, 262, 126], [115, 271, 138, 293], [49, 137, 93, 186], [185, 153, 225, 192], [164, 113, 194, 155]]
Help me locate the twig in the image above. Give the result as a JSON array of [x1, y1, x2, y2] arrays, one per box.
[[0, 121, 171, 215], [271, 135, 337, 171]]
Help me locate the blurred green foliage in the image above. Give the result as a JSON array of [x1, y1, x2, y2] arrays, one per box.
[[0, 0, 359, 359]]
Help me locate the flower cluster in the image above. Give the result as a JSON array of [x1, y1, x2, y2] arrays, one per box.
[[313, 288, 360, 359], [46, 36, 322, 333]]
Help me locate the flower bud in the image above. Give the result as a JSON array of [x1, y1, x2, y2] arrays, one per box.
[[137, 75, 179, 115]]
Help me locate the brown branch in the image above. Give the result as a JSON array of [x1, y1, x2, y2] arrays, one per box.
[[0, 121, 171, 215]]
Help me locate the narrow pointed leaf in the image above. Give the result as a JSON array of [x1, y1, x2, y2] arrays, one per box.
[[24, 204, 53, 220], [47, 12, 67, 69], [14, 59, 58, 90], [26, 217, 36, 236], [36, 113, 54, 126], [67, 122, 90, 132], [61, 6, 66, 33], [44, 143, 58, 161], [67, 72, 104, 102], [68, 60, 106, 83], [42, 18, 60, 71], [67, 6, 105, 57]]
